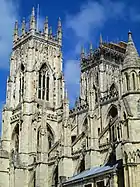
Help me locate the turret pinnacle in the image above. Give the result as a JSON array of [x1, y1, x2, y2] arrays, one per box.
[[30, 7, 36, 32], [99, 33, 103, 47], [90, 42, 93, 55], [21, 18, 26, 35], [13, 20, 18, 42], [44, 16, 48, 39], [123, 31, 139, 67], [81, 46, 85, 59], [64, 89, 69, 103], [57, 17, 62, 45], [49, 26, 52, 38]]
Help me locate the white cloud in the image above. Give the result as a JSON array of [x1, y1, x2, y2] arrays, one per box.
[[0, 0, 18, 69], [65, 0, 125, 42]]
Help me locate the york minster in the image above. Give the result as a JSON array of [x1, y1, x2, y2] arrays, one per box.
[[0, 7, 140, 187]]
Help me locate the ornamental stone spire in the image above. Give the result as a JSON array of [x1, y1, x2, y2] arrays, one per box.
[[49, 26, 52, 38], [30, 7, 36, 32], [44, 16, 48, 39], [57, 17, 62, 45], [21, 18, 26, 35], [90, 42, 93, 55], [81, 46, 85, 59], [99, 33, 103, 47], [13, 20, 18, 42], [123, 31, 139, 67]]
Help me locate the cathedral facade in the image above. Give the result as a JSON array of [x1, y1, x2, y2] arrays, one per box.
[[0, 8, 140, 187]]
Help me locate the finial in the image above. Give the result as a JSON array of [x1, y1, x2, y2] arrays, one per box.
[[64, 88, 69, 104], [58, 17, 62, 28], [128, 30, 133, 42], [90, 42, 93, 54], [13, 20, 18, 42], [57, 17, 62, 45], [30, 7, 36, 31], [100, 33, 103, 46], [64, 89, 68, 99], [45, 16, 48, 25], [44, 16, 48, 39], [21, 18, 26, 35], [32, 7, 35, 17], [81, 46, 85, 56], [49, 26, 52, 37]]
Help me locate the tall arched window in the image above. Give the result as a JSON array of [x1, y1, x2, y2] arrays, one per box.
[[125, 73, 129, 91], [139, 72, 140, 89], [132, 73, 136, 90], [38, 64, 49, 101], [19, 64, 25, 102]]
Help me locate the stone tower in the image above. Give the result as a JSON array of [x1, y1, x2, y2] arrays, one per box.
[[0, 8, 73, 187]]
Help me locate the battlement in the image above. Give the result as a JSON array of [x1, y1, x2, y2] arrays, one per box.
[[13, 7, 62, 48]]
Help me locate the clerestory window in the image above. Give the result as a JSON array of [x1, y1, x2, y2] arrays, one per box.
[[38, 64, 49, 101]]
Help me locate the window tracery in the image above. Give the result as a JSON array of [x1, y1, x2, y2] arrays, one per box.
[[38, 64, 49, 101]]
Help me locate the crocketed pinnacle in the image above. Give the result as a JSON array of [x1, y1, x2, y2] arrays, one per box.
[[123, 31, 139, 67]]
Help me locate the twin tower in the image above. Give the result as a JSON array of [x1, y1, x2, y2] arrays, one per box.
[[0, 7, 70, 187]]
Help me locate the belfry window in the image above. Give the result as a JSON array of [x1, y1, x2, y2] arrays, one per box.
[[19, 64, 25, 102], [38, 64, 49, 101]]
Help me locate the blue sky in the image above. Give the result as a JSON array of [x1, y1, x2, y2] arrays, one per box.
[[1, 0, 140, 132]]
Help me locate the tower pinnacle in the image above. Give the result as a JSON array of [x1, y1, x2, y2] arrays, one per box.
[[128, 30, 133, 42], [99, 33, 103, 47], [90, 42, 93, 55], [13, 20, 18, 42], [44, 16, 48, 39], [57, 17, 62, 45], [81, 46, 85, 59], [30, 7, 36, 32], [21, 18, 26, 35]]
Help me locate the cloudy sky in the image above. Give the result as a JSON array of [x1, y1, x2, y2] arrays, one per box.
[[0, 0, 140, 131]]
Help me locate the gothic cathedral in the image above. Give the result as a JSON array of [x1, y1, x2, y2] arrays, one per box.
[[0, 8, 140, 187]]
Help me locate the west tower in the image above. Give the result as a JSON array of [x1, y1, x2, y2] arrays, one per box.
[[0, 8, 72, 187]]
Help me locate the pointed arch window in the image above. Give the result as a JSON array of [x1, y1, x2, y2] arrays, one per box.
[[38, 64, 50, 101], [125, 73, 130, 91], [132, 73, 136, 90], [19, 64, 25, 102], [139, 72, 140, 89]]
